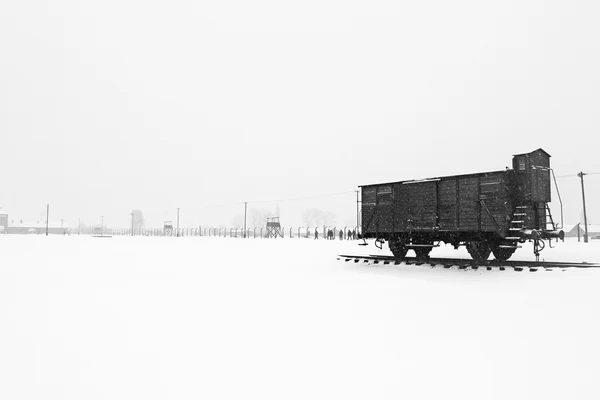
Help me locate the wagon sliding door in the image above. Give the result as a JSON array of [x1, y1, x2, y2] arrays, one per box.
[[376, 185, 394, 232], [438, 179, 458, 230], [405, 181, 438, 230], [458, 177, 478, 231]]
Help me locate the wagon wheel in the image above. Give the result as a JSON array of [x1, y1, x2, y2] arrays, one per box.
[[491, 244, 516, 261], [388, 239, 408, 259], [466, 241, 491, 262]]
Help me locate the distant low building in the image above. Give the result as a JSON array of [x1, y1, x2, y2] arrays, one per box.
[[564, 224, 600, 239], [0, 206, 7, 233], [0, 206, 69, 234], [7, 221, 70, 235]]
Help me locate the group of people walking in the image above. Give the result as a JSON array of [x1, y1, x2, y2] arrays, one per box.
[[314, 228, 356, 240]]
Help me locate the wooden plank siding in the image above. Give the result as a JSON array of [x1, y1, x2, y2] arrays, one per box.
[[361, 186, 377, 234], [376, 185, 394, 232], [393, 183, 409, 231], [458, 177, 479, 230], [479, 173, 511, 233], [406, 181, 438, 230], [361, 171, 512, 236], [438, 179, 458, 230], [528, 150, 551, 202]]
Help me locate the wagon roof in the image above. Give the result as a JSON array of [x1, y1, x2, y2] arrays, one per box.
[[359, 169, 508, 188]]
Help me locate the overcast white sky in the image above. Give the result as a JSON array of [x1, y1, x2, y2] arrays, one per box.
[[1, 0, 599, 229]]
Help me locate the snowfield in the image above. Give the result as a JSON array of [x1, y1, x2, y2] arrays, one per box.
[[1, 235, 600, 400]]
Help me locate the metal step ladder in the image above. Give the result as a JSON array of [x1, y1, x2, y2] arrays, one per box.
[[545, 204, 557, 231], [504, 206, 527, 246]]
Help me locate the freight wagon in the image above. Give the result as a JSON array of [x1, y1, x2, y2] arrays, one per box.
[[359, 149, 564, 261]]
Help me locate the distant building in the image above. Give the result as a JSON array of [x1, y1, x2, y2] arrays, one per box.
[[0, 206, 7, 233], [7, 221, 70, 235], [0, 206, 69, 234], [564, 224, 600, 239]]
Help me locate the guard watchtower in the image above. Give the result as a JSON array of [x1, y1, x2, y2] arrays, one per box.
[[164, 221, 174, 236], [266, 217, 283, 238]]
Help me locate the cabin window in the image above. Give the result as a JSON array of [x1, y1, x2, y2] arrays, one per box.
[[518, 158, 526, 171]]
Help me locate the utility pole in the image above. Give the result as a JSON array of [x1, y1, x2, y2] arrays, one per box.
[[131, 211, 134, 236], [578, 172, 589, 243], [355, 190, 360, 238], [46, 204, 49, 236], [244, 202, 248, 238], [177, 208, 180, 237]]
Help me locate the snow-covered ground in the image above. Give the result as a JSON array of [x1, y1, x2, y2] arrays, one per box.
[[1, 235, 600, 400]]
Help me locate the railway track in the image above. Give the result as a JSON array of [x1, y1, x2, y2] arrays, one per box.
[[337, 254, 600, 271]]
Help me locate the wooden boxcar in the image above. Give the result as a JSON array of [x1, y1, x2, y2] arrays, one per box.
[[360, 149, 563, 261]]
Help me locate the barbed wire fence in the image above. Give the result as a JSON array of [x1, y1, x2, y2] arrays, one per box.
[[105, 225, 361, 240], [89, 189, 361, 239]]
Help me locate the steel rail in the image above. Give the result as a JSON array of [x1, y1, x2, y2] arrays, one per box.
[[337, 254, 600, 271]]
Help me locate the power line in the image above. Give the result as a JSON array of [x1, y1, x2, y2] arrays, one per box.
[[196, 202, 246, 210], [191, 190, 356, 210], [247, 190, 356, 204], [555, 174, 578, 178], [556, 172, 600, 178]]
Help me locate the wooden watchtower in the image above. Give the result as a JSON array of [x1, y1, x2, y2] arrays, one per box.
[[266, 217, 283, 238], [163, 221, 174, 236]]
